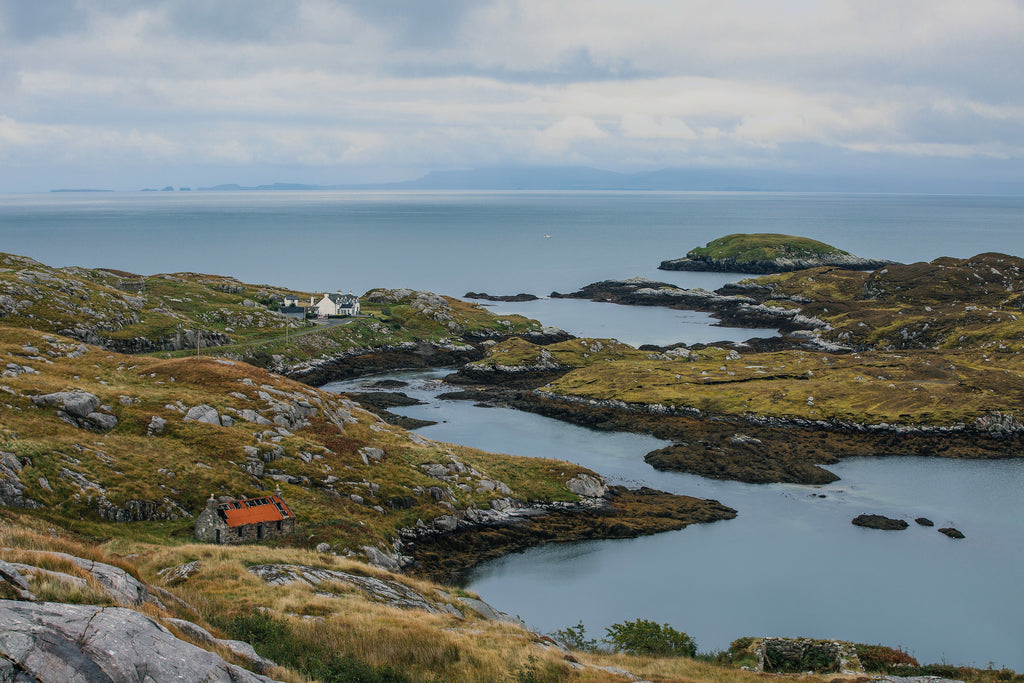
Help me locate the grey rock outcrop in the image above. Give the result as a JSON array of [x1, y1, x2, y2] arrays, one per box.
[[0, 601, 282, 682], [147, 415, 167, 435], [30, 391, 117, 431], [31, 391, 100, 418], [565, 473, 607, 499], [0, 452, 40, 509], [359, 447, 386, 464], [7, 550, 156, 607], [248, 563, 448, 615], [0, 560, 35, 601], [166, 618, 278, 674], [184, 404, 221, 425]]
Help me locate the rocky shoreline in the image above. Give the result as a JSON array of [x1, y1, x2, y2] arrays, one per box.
[[464, 292, 540, 302], [399, 484, 737, 584], [550, 277, 835, 340], [273, 328, 572, 387], [658, 252, 894, 274], [431, 376, 1024, 485]]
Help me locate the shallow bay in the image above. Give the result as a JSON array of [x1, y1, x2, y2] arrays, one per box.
[[327, 370, 1024, 670]]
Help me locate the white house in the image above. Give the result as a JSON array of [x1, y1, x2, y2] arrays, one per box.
[[282, 294, 302, 307], [316, 291, 360, 317]]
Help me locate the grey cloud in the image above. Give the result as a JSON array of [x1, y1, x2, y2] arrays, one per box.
[[344, 0, 478, 47], [163, 0, 301, 42], [0, 0, 90, 41]]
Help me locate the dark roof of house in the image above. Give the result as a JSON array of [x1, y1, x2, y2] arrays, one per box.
[[323, 293, 358, 305], [217, 495, 294, 527]]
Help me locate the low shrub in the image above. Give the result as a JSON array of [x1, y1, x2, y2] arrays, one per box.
[[855, 643, 919, 671], [551, 621, 600, 653], [603, 618, 697, 658]]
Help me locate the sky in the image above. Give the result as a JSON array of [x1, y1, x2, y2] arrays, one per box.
[[1, 0, 1023, 192]]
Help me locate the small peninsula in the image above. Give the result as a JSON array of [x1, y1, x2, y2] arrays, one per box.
[[658, 232, 895, 273]]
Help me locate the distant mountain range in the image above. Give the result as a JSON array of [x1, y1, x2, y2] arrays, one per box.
[[196, 167, 840, 192], [175, 165, 1023, 194]]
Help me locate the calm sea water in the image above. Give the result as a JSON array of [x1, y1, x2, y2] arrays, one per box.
[[2, 191, 1023, 298], [328, 370, 1024, 671], [5, 190, 1024, 668]]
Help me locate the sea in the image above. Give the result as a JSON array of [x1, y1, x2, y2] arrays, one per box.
[[2, 190, 1023, 669]]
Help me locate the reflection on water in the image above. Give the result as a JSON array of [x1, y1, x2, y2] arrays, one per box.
[[326, 371, 1024, 671]]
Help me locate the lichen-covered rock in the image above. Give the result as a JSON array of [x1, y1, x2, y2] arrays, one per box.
[[184, 404, 221, 425], [0, 560, 35, 601], [0, 452, 40, 509], [247, 563, 452, 614], [165, 618, 278, 674], [566, 473, 607, 499], [359, 447, 386, 464], [147, 415, 167, 435], [31, 391, 101, 418], [12, 550, 157, 608], [0, 601, 282, 682]]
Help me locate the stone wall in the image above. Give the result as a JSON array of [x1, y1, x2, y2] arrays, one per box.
[[756, 637, 861, 674], [194, 505, 295, 545]]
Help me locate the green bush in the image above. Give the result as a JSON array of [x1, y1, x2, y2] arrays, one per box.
[[552, 621, 600, 653], [603, 618, 697, 658]]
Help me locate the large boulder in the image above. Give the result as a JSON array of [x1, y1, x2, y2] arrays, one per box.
[[30, 392, 118, 431], [184, 404, 221, 425], [31, 391, 100, 418], [0, 601, 282, 682], [566, 473, 607, 499]]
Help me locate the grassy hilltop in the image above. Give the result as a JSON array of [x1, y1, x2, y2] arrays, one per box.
[[658, 233, 893, 273], [688, 233, 848, 261], [0, 251, 547, 370]]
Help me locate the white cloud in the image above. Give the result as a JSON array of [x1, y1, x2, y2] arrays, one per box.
[[620, 114, 697, 140], [0, 0, 1023, 189]]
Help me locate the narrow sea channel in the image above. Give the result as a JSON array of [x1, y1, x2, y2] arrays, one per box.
[[324, 369, 1024, 671]]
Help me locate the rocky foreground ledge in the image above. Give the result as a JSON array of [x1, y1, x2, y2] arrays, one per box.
[[658, 233, 895, 274]]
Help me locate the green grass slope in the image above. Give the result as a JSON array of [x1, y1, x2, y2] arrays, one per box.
[[687, 233, 847, 261]]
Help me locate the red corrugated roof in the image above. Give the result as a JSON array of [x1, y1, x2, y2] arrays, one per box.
[[219, 495, 294, 527]]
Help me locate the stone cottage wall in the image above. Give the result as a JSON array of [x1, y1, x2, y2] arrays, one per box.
[[756, 637, 861, 674], [194, 508, 295, 545]]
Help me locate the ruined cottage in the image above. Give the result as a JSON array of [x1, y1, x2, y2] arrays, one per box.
[[194, 491, 296, 545]]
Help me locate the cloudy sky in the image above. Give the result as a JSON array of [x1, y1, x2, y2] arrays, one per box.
[[1, 0, 1023, 192]]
